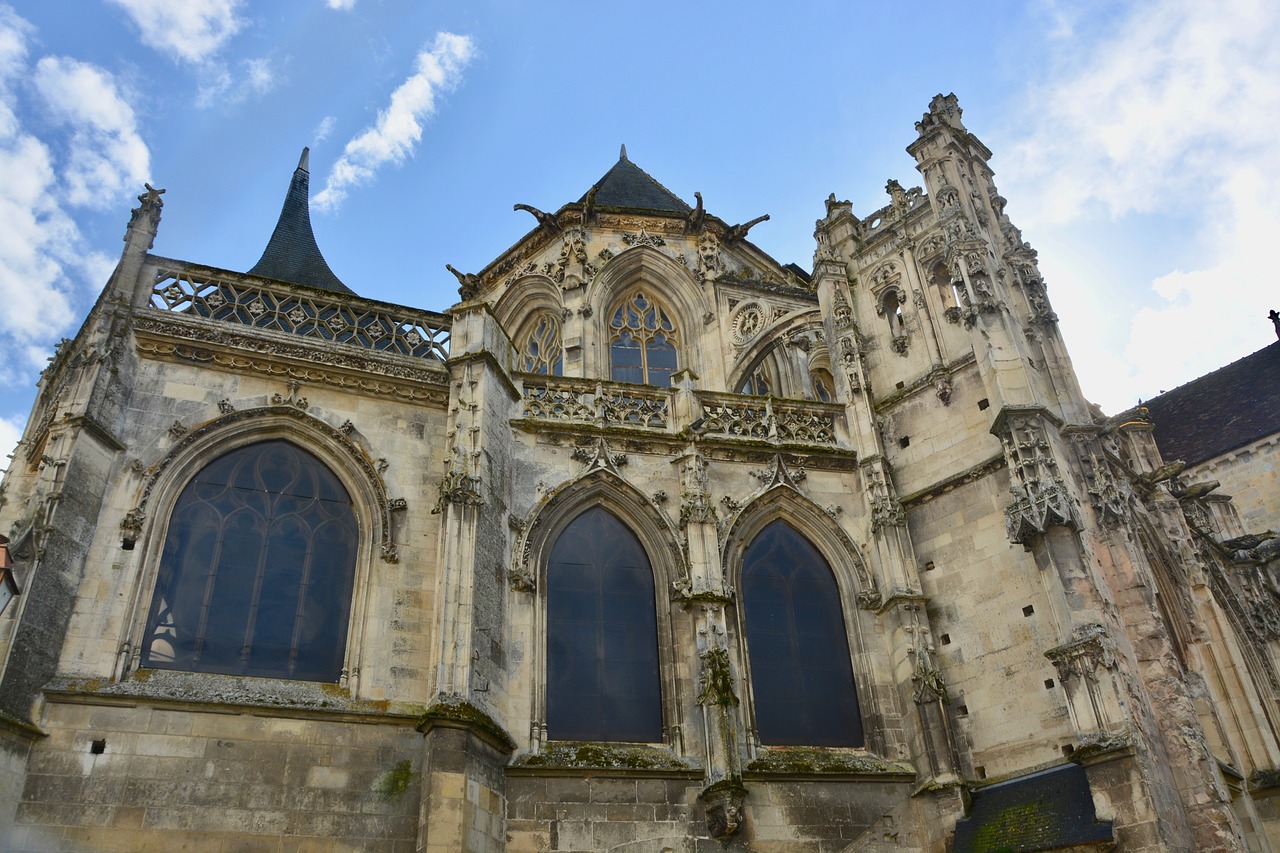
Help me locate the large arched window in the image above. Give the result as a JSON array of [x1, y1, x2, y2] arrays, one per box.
[[520, 312, 563, 375], [546, 507, 662, 741], [609, 291, 679, 386], [141, 440, 358, 682], [741, 520, 863, 746]]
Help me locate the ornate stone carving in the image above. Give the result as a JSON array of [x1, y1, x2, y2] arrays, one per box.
[[434, 468, 483, 513], [127, 405, 404, 562], [999, 413, 1078, 544], [934, 376, 953, 405], [678, 450, 716, 527], [167, 420, 187, 438], [217, 398, 235, 414], [521, 378, 670, 431], [149, 266, 450, 362], [621, 230, 665, 248], [729, 302, 766, 345], [571, 437, 628, 474], [697, 233, 722, 282], [271, 380, 309, 411], [1045, 624, 1117, 683]]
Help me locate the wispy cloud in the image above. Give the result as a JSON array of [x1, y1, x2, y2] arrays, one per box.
[[195, 55, 280, 108], [1000, 0, 1280, 409], [315, 32, 475, 212], [32, 56, 150, 208], [327, 0, 357, 10], [106, 0, 243, 65], [314, 115, 336, 143], [0, 7, 145, 384]]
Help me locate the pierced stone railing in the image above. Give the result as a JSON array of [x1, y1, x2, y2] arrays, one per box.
[[698, 392, 839, 445], [148, 266, 451, 361], [519, 378, 839, 445], [521, 377, 671, 430]]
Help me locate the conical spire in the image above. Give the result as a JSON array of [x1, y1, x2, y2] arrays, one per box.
[[248, 147, 353, 294]]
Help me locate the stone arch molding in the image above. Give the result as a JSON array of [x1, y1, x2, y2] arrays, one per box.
[[492, 274, 562, 341], [120, 403, 406, 563], [720, 468, 879, 609], [728, 308, 825, 393], [511, 461, 689, 597]]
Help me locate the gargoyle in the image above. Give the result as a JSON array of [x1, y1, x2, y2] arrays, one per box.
[[513, 203, 561, 232], [723, 214, 769, 243], [687, 191, 706, 233], [445, 264, 482, 300]]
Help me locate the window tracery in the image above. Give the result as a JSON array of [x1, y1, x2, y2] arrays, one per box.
[[609, 291, 679, 387], [520, 312, 563, 375], [140, 440, 358, 682], [545, 506, 662, 742], [740, 520, 863, 747]]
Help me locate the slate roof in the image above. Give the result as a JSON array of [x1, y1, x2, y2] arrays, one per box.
[[952, 763, 1113, 852], [248, 148, 354, 295], [577, 147, 691, 214], [1141, 340, 1280, 466]]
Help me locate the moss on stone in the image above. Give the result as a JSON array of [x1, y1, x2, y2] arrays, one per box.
[[373, 759, 415, 801], [746, 747, 912, 776], [417, 698, 517, 752], [514, 741, 690, 771]]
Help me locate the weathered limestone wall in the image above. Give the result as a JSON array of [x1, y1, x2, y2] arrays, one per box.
[[1189, 434, 1280, 533], [8, 700, 422, 852], [504, 771, 913, 853]]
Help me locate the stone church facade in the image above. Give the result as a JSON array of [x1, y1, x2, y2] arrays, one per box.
[[1, 94, 1279, 852]]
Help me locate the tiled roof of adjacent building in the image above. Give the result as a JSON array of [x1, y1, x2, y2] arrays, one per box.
[[1142, 340, 1280, 467], [248, 148, 354, 295], [952, 763, 1113, 853], [578, 146, 691, 214]]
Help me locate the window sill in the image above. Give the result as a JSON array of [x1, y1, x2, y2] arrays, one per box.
[[510, 741, 696, 774], [42, 669, 423, 724], [745, 746, 914, 778]]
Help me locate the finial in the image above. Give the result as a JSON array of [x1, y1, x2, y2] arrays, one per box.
[[298, 147, 310, 172], [619, 144, 628, 161]]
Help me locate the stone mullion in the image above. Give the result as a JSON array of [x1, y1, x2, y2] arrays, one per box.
[[899, 244, 944, 369]]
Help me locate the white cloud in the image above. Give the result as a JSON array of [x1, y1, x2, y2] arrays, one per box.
[[107, 0, 243, 65], [327, 0, 356, 9], [0, 413, 24, 465], [314, 115, 336, 143], [0, 8, 148, 387], [315, 33, 475, 212], [194, 56, 279, 109], [998, 0, 1280, 411], [32, 56, 150, 208]]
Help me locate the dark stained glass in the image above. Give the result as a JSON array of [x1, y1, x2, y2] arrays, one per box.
[[741, 520, 864, 746], [141, 440, 358, 681], [546, 507, 662, 741], [609, 291, 679, 386]]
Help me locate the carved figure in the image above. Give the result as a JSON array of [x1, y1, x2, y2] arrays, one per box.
[[513, 203, 561, 232], [723, 214, 769, 243], [687, 191, 706, 233], [445, 264, 482, 300]]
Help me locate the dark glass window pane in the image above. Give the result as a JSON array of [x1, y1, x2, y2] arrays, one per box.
[[741, 520, 863, 746], [141, 440, 358, 682], [546, 507, 661, 742]]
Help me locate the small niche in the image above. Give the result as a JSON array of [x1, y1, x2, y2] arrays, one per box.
[[90, 739, 106, 755], [898, 436, 911, 448], [895, 380, 905, 390], [1044, 678, 1055, 689], [975, 765, 987, 780], [978, 398, 990, 410], [923, 560, 936, 572], [1022, 605, 1034, 617], [957, 704, 969, 716], [940, 633, 951, 645], [1062, 744, 1075, 757]]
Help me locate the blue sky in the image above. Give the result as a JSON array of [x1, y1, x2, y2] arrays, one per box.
[[1, 0, 1277, 460]]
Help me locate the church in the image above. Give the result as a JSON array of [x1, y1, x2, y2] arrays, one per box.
[[1, 93, 1278, 852]]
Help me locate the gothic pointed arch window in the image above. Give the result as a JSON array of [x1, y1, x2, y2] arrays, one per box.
[[546, 506, 662, 742], [609, 291, 679, 386], [520, 311, 563, 375], [741, 520, 863, 746], [140, 440, 358, 682]]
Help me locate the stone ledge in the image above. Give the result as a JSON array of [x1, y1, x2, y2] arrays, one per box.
[[416, 697, 517, 753], [511, 741, 693, 772], [44, 670, 423, 725], [744, 746, 914, 778]]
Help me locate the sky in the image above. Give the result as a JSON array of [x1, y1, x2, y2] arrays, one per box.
[[0, 0, 1277, 463]]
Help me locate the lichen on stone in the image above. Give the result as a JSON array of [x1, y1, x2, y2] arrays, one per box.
[[417, 697, 517, 752], [746, 746, 912, 775], [514, 741, 690, 771]]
